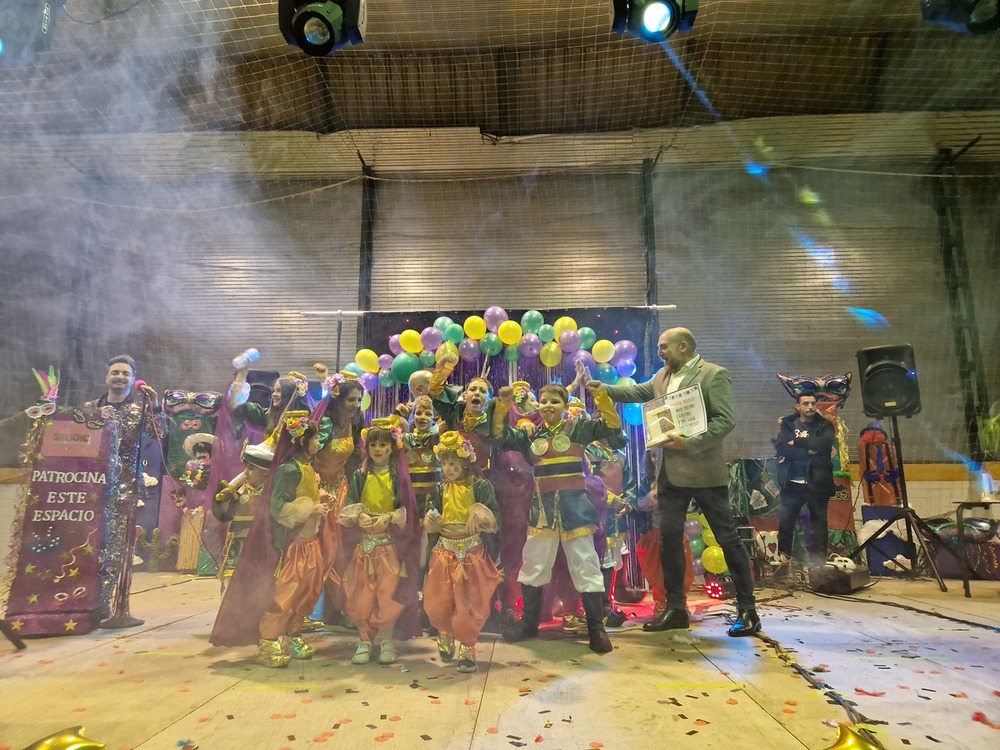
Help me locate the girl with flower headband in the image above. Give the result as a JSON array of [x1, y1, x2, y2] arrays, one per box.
[[422, 431, 502, 673], [307, 370, 365, 627], [211, 412, 332, 667], [339, 418, 419, 665], [490, 381, 626, 654]]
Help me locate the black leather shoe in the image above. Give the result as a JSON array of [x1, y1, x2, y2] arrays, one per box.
[[642, 608, 689, 632], [727, 609, 761, 637]]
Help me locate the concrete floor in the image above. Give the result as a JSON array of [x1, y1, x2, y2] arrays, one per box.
[[2, 572, 998, 750]]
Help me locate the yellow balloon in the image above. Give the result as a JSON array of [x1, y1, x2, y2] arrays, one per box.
[[701, 545, 728, 575], [23, 726, 106, 750], [355, 348, 380, 373], [435, 342, 459, 363], [497, 320, 523, 346], [592, 339, 615, 363], [540, 341, 563, 367], [552, 316, 577, 338], [702, 527, 717, 547], [464, 315, 487, 340], [399, 329, 423, 354]]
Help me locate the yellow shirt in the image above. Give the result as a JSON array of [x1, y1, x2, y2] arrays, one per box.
[[361, 466, 396, 514], [441, 478, 476, 526]]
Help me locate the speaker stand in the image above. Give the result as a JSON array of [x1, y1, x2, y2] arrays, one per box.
[[849, 415, 954, 592]]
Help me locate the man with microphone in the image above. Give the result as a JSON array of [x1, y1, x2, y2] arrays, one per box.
[[87, 355, 166, 628]]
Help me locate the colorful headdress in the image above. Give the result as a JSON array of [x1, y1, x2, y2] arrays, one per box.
[[283, 410, 312, 441], [324, 370, 360, 399], [433, 430, 477, 464], [287, 371, 310, 398], [33, 366, 60, 402], [511, 380, 533, 402], [567, 397, 588, 420], [361, 417, 404, 448]]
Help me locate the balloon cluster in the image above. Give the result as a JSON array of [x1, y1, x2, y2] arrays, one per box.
[[683, 515, 729, 578], [343, 307, 641, 393]]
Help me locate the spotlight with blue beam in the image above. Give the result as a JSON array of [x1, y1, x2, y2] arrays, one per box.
[[922, 0, 999, 33], [611, 0, 699, 41], [0, 0, 58, 67], [278, 0, 366, 57]]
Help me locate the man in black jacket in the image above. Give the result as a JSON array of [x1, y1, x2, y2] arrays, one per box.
[[775, 394, 837, 565]]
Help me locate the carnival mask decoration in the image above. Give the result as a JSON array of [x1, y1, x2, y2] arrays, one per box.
[[777, 372, 852, 410], [25, 366, 60, 419]]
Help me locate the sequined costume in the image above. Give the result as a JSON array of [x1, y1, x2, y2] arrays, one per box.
[[85, 393, 166, 620]]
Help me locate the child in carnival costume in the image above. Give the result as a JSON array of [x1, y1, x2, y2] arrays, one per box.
[[423, 431, 502, 673], [339, 418, 419, 665], [179, 433, 214, 490], [491, 381, 627, 654], [212, 441, 275, 590], [585, 441, 631, 627]]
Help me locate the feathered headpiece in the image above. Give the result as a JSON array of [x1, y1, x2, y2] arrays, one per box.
[[433, 430, 477, 464], [287, 371, 310, 398], [33, 366, 60, 402]]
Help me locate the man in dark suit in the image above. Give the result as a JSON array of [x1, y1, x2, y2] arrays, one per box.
[[591, 327, 760, 637]]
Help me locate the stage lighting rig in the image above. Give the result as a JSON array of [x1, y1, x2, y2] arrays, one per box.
[[611, 0, 699, 41], [922, 0, 999, 33], [278, 0, 366, 57], [0, 0, 58, 67]]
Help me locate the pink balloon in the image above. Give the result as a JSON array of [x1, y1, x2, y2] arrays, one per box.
[[378, 353, 394, 370], [483, 305, 509, 333], [459, 337, 481, 362], [420, 326, 443, 351], [519, 333, 542, 357], [388, 334, 403, 356], [558, 329, 581, 353]]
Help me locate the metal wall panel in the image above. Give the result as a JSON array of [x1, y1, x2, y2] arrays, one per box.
[[369, 173, 648, 312], [651, 163, 1000, 463]]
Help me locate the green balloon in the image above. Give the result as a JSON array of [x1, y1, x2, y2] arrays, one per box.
[[444, 322, 465, 344], [434, 316, 454, 333], [390, 353, 421, 384], [538, 324, 555, 343], [504, 345, 521, 363], [521, 309, 544, 334], [480, 332, 503, 356], [419, 349, 436, 367], [578, 326, 597, 350], [690, 536, 707, 558], [378, 369, 395, 388]]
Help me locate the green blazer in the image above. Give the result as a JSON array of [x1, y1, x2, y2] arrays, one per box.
[[605, 356, 735, 488]]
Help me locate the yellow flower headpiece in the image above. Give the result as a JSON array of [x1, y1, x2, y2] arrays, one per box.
[[287, 371, 309, 398], [284, 410, 311, 441], [361, 417, 403, 449], [567, 397, 588, 420], [433, 430, 477, 464], [324, 370, 359, 399], [511, 380, 533, 401]]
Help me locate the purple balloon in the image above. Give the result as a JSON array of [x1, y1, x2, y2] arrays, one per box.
[[616, 360, 636, 377], [572, 349, 596, 372], [519, 333, 543, 357], [691, 558, 705, 577], [684, 519, 703, 538], [611, 339, 637, 367], [378, 353, 394, 371], [483, 305, 509, 333], [420, 326, 443, 351], [459, 336, 481, 363], [388, 334, 403, 356], [558, 329, 581, 353], [358, 372, 378, 392]]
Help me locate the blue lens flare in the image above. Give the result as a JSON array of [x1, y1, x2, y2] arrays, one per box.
[[845, 307, 890, 329]]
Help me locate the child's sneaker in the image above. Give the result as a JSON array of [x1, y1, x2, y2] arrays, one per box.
[[351, 641, 372, 665]]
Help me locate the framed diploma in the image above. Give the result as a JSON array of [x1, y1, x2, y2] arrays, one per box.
[[641, 384, 707, 446]]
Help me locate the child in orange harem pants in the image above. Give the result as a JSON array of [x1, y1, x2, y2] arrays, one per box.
[[339, 419, 419, 666], [422, 431, 502, 674]]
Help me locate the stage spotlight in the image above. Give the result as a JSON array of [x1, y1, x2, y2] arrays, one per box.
[[0, 0, 58, 67], [278, 0, 366, 57], [921, 0, 999, 33], [611, 0, 699, 40]]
